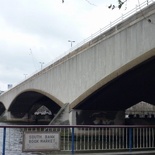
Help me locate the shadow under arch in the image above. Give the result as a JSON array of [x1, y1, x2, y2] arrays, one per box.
[[23, 88, 64, 107], [70, 48, 155, 111], [8, 89, 64, 118], [0, 102, 6, 116]]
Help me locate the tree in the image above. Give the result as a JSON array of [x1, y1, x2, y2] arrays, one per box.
[[62, 0, 127, 9], [108, 0, 127, 10]]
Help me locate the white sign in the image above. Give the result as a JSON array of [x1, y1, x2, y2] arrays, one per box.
[[23, 131, 60, 152]]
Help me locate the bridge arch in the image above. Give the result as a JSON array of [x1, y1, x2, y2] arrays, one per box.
[[8, 89, 63, 118], [70, 49, 155, 110]]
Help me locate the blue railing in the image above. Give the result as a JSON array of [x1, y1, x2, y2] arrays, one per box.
[[0, 125, 155, 154]]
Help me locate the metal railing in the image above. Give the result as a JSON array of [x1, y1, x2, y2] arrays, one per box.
[[0, 125, 155, 154]]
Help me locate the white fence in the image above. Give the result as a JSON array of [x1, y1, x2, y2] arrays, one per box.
[[0, 125, 155, 154]]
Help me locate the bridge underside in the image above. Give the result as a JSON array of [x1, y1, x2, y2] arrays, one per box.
[[74, 56, 155, 111], [8, 91, 61, 118], [0, 103, 5, 115]]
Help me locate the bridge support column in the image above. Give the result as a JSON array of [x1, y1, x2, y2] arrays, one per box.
[[70, 109, 125, 125], [69, 110, 75, 125], [49, 103, 70, 125], [0, 111, 11, 121]]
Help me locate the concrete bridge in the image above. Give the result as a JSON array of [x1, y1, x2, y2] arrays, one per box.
[[0, 1, 155, 125]]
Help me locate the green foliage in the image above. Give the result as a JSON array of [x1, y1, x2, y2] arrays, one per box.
[[118, 0, 125, 9], [61, 0, 127, 9], [108, 0, 127, 10], [108, 4, 116, 10]]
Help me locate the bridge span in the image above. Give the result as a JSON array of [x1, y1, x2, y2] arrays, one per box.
[[0, 1, 155, 125]]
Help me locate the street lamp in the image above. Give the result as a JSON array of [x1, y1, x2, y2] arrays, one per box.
[[24, 74, 27, 79], [39, 62, 44, 70], [68, 40, 75, 47]]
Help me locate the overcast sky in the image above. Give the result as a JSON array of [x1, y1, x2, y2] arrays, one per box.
[[0, 0, 148, 91]]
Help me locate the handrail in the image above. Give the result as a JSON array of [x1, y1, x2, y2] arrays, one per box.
[[0, 124, 155, 128], [1, 124, 155, 153]]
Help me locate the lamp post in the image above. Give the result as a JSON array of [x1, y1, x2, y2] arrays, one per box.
[[24, 74, 27, 79], [39, 62, 44, 70], [68, 40, 75, 47]]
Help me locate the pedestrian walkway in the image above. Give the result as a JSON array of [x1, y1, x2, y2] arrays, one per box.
[[74, 150, 155, 155], [53, 150, 155, 155]]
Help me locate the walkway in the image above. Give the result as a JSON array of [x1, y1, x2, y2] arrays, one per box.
[[54, 150, 155, 155]]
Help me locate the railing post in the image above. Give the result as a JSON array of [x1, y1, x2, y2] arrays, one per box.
[[129, 127, 132, 152], [136, 5, 138, 12], [2, 127, 6, 155], [122, 14, 124, 21], [71, 127, 75, 154], [110, 22, 112, 28]]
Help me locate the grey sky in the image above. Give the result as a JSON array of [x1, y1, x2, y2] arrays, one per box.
[[0, 0, 146, 90]]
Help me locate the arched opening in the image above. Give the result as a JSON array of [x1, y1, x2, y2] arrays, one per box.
[[8, 91, 61, 124], [73, 56, 155, 125], [125, 101, 155, 125]]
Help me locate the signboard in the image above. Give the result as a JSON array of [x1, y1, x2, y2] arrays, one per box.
[[23, 131, 60, 152]]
